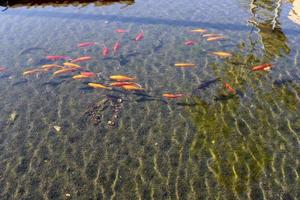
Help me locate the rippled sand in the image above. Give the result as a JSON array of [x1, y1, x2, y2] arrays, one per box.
[[0, 0, 299, 199]]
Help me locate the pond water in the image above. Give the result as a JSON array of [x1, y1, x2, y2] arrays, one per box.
[[0, 0, 299, 199]]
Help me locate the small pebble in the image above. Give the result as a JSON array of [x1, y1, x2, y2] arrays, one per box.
[[155, 142, 158, 146], [65, 193, 71, 197], [53, 126, 61, 132], [107, 120, 115, 126]]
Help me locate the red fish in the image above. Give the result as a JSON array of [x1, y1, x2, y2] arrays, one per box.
[[115, 29, 128, 33], [77, 42, 97, 48], [224, 83, 236, 94], [110, 82, 141, 87], [71, 56, 92, 63], [0, 67, 6, 72], [251, 63, 273, 72], [163, 93, 185, 99], [113, 41, 121, 54], [102, 46, 109, 57], [184, 40, 197, 46], [135, 31, 144, 41], [46, 55, 70, 60], [80, 72, 96, 77]]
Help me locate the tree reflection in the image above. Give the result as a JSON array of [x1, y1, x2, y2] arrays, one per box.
[[188, 1, 299, 198], [249, 0, 290, 60]]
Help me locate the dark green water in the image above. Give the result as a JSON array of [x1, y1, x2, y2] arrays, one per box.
[[0, 0, 300, 199]]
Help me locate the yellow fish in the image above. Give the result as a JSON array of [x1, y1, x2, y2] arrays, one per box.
[[41, 64, 63, 70], [207, 36, 225, 41], [190, 28, 207, 33], [175, 63, 196, 67], [23, 69, 47, 76], [72, 74, 89, 79], [88, 83, 111, 90], [121, 85, 144, 91], [63, 62, 81, 69], [53, 68, 76, 76], [109, 75, 136, 81], [203, 33, 221, 38], [210, 52, 232, 58]]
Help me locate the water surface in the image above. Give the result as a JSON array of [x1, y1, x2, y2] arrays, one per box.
[[0, 0, 299, 199]]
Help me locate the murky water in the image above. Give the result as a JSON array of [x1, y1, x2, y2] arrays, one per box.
[[0, 0, 299, 199]]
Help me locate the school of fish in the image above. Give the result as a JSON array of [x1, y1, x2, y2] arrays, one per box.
[[1, 27, 275, 103]]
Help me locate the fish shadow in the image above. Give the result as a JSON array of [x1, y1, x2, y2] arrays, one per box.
[[41, 80, 65, 87]]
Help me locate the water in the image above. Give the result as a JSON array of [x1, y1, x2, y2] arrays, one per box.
[[0, 0, 299, 199]]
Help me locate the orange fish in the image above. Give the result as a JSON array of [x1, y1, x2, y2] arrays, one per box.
[[121, 85, 144, 91], [63, 62, 81, 69], [110, 82, 141, 87], [135, 31, 144, 41], [210, 52, 232, 58], [53, 68, 76, 76], [109, 75, 136, 82], [80, 72, 95, 77], [0, 67, 6, 72], [77, 42, 97, 48], [190, 29, 207, 33], [88, 83, 111, 90], [71, 56, 92, 63], [41, 64, 63, 70], [224, 83, 236, 94], [72, 75, 89, 79], [115, 29, 128, 33], [162, 93, 185, 99], [175, 63, 196, 67], [113, 41, 121, 54], [23, 69, 47, 76], [251, 63, 273, 72], [207, 36, 225, 41]]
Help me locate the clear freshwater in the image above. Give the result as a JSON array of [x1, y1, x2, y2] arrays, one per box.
[[0, 0, 299, 199]]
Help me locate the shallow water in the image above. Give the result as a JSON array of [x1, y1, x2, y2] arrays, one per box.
[[0, 0, 299, 199]]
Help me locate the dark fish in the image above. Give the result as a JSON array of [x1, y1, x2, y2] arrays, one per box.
[[273, 79, 293, 86], [176, 102, 199, 107], [19, 47, 49, 56], [214, 94, 235, 101], [55, 75, 73, 79], [197, 77, 221, 90], [79, 86, 94, 92], [34, 58, 52, 66], [136, 97, 168, 104], [2, 7, 8, 12], [12, 79, 28, 86], [106, 94, 122, 100], [132, 91, 152, 98], [127, 51, 141, 57], [0, 74, 10, 79], [111, 87, 129, 95], [103, 57, 117, 60], [118, 55, 129, 66], [235, 90, 244, 97], [152, 40, 163, 52], [41, 80, 65, 87]]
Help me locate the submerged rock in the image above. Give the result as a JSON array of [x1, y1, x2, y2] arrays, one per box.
[[83, 95, 124, 128], [9, 111, 18, 122]]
